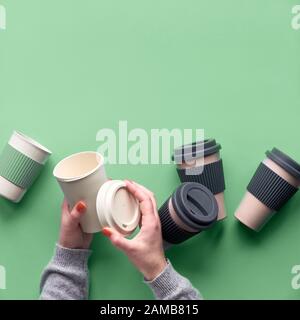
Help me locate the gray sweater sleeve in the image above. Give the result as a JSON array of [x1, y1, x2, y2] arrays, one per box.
[[40, 244, 91, 300], [40, 245, 201, 300], [145, 261, 202, 300]]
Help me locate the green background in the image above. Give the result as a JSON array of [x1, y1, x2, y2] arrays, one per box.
[[0, 0, 300, 300]]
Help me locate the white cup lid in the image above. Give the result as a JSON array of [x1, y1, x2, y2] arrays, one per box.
[[96, 180, 140, 235]]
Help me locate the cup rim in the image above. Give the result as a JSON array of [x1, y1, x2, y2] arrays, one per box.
[[53, 151, 104, 182], [14, 131, 52, 155]]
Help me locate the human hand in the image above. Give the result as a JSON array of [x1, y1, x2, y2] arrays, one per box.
[[59, 199, 93, 250], [102, 180, 167, 281]]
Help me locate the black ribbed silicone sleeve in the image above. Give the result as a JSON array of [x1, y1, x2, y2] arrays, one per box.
[[158, 199, 197, 244], [247, 163, 298, 211], [176, 159, 225, 194]]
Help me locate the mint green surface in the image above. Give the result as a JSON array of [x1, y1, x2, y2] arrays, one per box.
[[1, 0, 300, 300], [0, 144, 43, 189]]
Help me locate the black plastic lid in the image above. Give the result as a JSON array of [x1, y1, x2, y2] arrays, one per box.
[[266, 148, 300, 180], [171, 182, 218, 231], [172, 139, 221, 164]]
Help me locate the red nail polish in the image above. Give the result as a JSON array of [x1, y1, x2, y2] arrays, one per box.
[[76, 201, 86, 213], [102, 228, 112, 237]]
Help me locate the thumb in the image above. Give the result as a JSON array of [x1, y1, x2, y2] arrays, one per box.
[[102, 227, 132, 253]]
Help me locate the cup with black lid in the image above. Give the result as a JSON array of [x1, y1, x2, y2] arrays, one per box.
[[235, 148, 300, 231], [158, 182, 218, 245], [173, 139, 226, 220]]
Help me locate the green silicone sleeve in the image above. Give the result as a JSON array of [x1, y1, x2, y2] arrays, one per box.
[[0, 144, 43, 189]]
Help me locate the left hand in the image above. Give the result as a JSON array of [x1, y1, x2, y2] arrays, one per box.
[[59, 199, 93, 250]]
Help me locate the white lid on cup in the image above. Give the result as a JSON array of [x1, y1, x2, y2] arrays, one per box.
[[96, 180, 141, 235]]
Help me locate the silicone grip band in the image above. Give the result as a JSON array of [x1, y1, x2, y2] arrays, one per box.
[[176, 159, 225, 194], [247, 163, 298, 211], [0, 144, 43, 189]]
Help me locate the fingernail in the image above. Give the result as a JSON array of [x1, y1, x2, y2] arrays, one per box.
[[102, 228, 112, 237], [76, 201, 86, 213]]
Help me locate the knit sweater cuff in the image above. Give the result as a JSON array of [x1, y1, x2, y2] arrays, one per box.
[[145, 261, 184, 299], [52, 244, 92, 269]]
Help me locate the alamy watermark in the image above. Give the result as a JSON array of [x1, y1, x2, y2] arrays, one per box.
[[291, 265, 300, 289], [0, 4, 6, 30], [96, 121, 204, 167], [292, 5, 300, 30], [0, 265, 6, 290]]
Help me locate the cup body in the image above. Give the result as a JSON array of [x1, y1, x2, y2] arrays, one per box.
[[235, 148, 300, 231], [0, 131, 51, 202], [235, 191, 275, 231], [53, 151, 107, 233], [177, 151, 219, 169]]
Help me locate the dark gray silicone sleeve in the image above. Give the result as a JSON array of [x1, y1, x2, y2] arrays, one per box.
[[247, 163, 298, 211], [158, 199, 197, 244], [176, 159, 225, 194]]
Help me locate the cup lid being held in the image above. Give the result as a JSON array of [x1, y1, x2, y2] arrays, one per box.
[[96, 180, 141, 235]]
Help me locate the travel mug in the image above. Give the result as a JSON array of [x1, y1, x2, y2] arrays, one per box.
[[235, 148, 300, 231], [0, 131, 51, 202], [158, 182, 218, 245], [53, 151, 140, 234], [173, 139, 226, 220]]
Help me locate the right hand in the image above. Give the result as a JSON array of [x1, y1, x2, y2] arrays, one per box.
[[102, 180, 167, 281]]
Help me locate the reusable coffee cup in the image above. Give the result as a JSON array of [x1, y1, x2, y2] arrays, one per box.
[[53, 151, 140, 234], [0, 131, 51, 203], [235, 148, 300, 231], [173, 139, 226, 220], [158, 182, 218, 245]]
